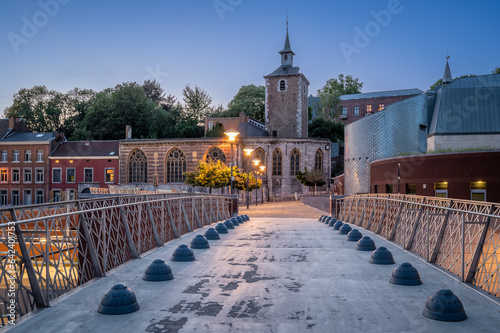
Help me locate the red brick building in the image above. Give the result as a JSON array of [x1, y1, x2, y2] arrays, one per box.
[[370, 151, 500, 202], [49, 141, 119, 200]]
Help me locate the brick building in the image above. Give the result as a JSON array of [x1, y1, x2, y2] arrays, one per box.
[[49, 141, 119, 200]]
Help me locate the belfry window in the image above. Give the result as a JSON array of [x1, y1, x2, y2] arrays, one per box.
[[279, 80, 286, 91]]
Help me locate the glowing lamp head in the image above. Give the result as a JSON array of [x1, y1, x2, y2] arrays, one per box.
[[243, 147, 254, 157], [224, 129, 240, 143], [253, 159, 260, 166]]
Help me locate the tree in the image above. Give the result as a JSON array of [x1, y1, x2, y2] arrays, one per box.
[[142, 79, 165, 104], [429, 74, 476, 90], [205, 122, 226, 137], [233, 171, 261, 192], [184, 160, 231, 193], [308, 118, 344, 143], [182, 85, 214, 124], [493, 66, 500, 74], [216, 85, 265, 122], [317, 74, 363, 118], [296, 168, 326, 194]]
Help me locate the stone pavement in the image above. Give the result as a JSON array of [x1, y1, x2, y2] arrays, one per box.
[[4, 202, 500, 333]]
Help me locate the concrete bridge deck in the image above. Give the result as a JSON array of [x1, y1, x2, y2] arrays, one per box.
[[4, 202, 500, 333]]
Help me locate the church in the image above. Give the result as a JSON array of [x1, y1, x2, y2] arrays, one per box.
[[118, 27, 331, 199]]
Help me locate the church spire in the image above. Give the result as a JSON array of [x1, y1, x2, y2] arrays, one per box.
[[442, 54, 452, 86], [279, 18, 295, 66]]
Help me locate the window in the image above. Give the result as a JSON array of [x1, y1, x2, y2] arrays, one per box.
[[208, 121, 213, 130], [52, 190, 61, 202], [12, 190, 20, 206], [386, 184, 393, 194], [166, 148, 186, 183], [378, 104, 385, 111], [354, 106, 359, 116], [314, 149, 323, 172], [67, 168, 75, 183], [128, 149, 147, 183], [341, 107, 347, 118], [366, 105, 372, 114], [272, 149, 282, 176], [84, 168, 93, 183], [24, 150, 31, 162], [0, 169, 7, 182], [405, 183, 417, 195], [36, 150, 43, 162], [13, 150, 19, 162], [290, 149, 300, 176], [470, 182, 487, 202], [67, 189, 76, 201], [52, 168, 62, 183], [279, 80, 286, 91], [12, 169, 20, 183], [0, 190, 7, 206], [36, 168, 44, 183], [23, 168, 32, 183], [1, 151, 7, 162], [23, 189, 32, 205], [35, 190, 44, 204], [434, 182, 448, 198], [105, 168, 115, 183], [373, 185, 378, 194], [303, 83, 306, 95], [205, 147, 226, 164]]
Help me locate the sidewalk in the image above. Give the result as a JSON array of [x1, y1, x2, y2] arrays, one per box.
[[241, 201, 328, 218]]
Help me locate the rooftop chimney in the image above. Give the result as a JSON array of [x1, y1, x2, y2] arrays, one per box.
[[8, 116, 20, 129]]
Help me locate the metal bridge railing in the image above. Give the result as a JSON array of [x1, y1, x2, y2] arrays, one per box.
[[335, 194, 500, 299], [0, 193, 234, 326]]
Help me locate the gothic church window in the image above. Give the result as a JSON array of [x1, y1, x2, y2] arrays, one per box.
[[166, 148, 186, 183], [128, 149, 147, 183], [272, 149, 282, 176], [254, 148, 265, 166], [314, 149, 323, 173], [290, 149, 300, 176], [205, 147, 226, 164]]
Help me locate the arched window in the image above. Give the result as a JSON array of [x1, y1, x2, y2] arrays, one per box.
[[128, 149, 147, 183], [314, 149, 323, 172], [205, 146, 226, 164], [272, 149, 282, 176], [279, 80, 286, 91], [254, 148, 265, 166], [166, 148, 186, 183], [290, 149, 300, 176]]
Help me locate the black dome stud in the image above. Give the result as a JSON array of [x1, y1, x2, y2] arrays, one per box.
[[369, 247, 395, 265], [356, 236, 376, 251], [346, 229, 363, 241], [204, 227, 220, 240], [328, 218, 337, 227], [333, 220, 344, 230], [324, 217, 332, 224], [243, 215, 250, 221], [422, 289, 467, 321], [215, 223, 228, 234], [235, 216, 244, 223], [223, 219, 235, 229], [389, 262, 422, 286], [339, 223, 352, 235], [97, 283, 140, 315], [171, 244, 195, 261], [318, 215, 325, 221], [190, 234, 210, 249], [143, 259, 174, 281], [230, 217, 240, 226]]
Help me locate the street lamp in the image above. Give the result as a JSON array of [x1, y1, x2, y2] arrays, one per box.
[[253, 159, 260, 206], [224, 129, 239, 194], [259, 165, 266, 204], [243, 147, 254, 209]]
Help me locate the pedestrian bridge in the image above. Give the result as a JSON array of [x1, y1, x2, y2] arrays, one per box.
[[0, 196, 499, 332]]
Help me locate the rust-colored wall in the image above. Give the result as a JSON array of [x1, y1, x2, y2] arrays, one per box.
[[370, 151, 500, 202]]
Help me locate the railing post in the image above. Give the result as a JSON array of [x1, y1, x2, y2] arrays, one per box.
[[145, 202, 162, 247], [192, 198, 202, 228], [430, 200, 453, 264], [11, 209, 47, 308], [45, 221, 50, 305], [117, 198, 139, 259], [465, 205, 494, 283], [180, 200, 192, 232], [426, 208, 430, 262], [76, 202, 104, 278], [461, 212, 465, 283]]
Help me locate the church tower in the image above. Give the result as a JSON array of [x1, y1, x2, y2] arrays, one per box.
[[264, 24, 309, 138]]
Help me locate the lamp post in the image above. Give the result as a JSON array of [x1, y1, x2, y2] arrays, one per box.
[[253, 159, 260, 206], [259, 165, 266, 204], [224, 129, 239, 195], [243, 147, 254, 209]]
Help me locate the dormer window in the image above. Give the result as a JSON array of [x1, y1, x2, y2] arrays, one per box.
[[279, 80, 286, 91]]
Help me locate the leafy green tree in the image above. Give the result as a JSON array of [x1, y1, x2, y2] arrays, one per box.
[[317, 74, 363, 118], [309, 118, 344, 143], [296, 168, 326, 194], [233, 171, 261, 192], [205, 122, 225, 137], [215, 85, 265, 122], [182, 85, 215, 124], [492, 66, 500, 74], [142, 79, 165, 104], [184, 160, 231, 193]]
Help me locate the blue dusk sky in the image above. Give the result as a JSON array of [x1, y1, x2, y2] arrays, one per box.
[[1, 0, 499, 114]]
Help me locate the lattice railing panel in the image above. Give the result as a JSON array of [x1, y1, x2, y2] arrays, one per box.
[[410, 205, 448, 260], [473, 213, 500, 297], [360, 198, 375, 229], [392, 204, 422, 248]]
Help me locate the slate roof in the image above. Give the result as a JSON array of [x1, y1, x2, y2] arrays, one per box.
[[51, 141, 120, 157], [237, 122, 269, 138], [0, 132, 54, 142], [339, 88, 423, 101], [265, 65, 301, 77], [0, 119, 11, 140]]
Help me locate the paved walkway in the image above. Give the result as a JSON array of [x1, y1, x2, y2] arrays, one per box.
[[4, 202, 500, 333]]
